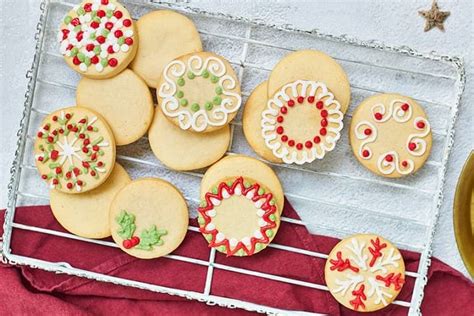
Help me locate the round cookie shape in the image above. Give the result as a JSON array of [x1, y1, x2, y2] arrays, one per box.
[[77, 69, 154, 146], [198, 176, 280, 256], [262, 80, 344, 165], [325, 234, 405, 312], [349, 94, 432, 178], [58, 0, 137, 79], [34, 106, 116, 193], [267, 50, 351, 113], [130, 10, 202, 88], [148, 108, 230, 171], [157, 51, 242, 133], [243, 81, 282, 163], [200, 155, 284, 215], [110, 178, 189, 259], [50, 163, 131, 239]]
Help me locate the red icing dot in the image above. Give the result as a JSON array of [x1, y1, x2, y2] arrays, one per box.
[[362, 150, 370, 158], [364, 128, 372, 135], [82, 161, 90, 168], [401, 103, 409, 111], [87, 126, 93, 131], [82, 147, 89, 153], [96, 35, 106, 44], [52, 130, 58, 136], [67, 44, 73, 50], [108, 58, 118, 67], [52, 179, 59, 185], [90, 170, 96, 176], [308, 96, 315, 103], [97, 161, 104, 167], [101, 0, 109, 5], [83, 139, 90, 146], [83, 3, 92, 12], [313, 136, 321, 144], [131, 236, 140, 246], [43, 124, 49, 131], [305, 141, 313, 149], [91, 153, 97, 161], [296, 143, 303, 150], [288, 100, 295, 107], [281, 135, 288, 142], [321, 118, 328, 127], [93, 145, 100, 152], [62, 29, 69, 40], [409, 142, 417, 151], [66, 172, 71, 179], [276, 126, 284, 134], [123, 19, 132, 27], [114, 30, 123, 38], [72, 56, 81, 65], [105, 22, 114, 31], [297, 96, 304, 104], [107, 45, 115, 54], [123, 239, 132, 249], [320, 128, 327, 136], [280, 106, 288, 114], [37, 131, 43, 138], [288, 140, 295, 147], [320, 110, 328, 118], [125, 37, 133, 46], [91, 56, 99, 64], [59, 128, 64, 134], [50, 150, 59, 160], [385, 154, 393, 162], [316, 101, 324, 109], [114, 10, 123, 19], [67, 183, 73, 189], [277, 116, 284, 123], [417, 121, 426, 129], [73, 168, 80, 176], [77, 180, 83, 186], [86, 43, 94, 52], [402, 161, 408, 167], [97, 10, 106, 18], [41, 175, 47, 180], [91, 21, 100, 29], [76, 31, 83, 42], [47, 136, 54, 143], [55, 167, 62, 174], [65, 113, 72, 119], [38, 156, 44, 162], [52, 115, 58, 121], [374, 112, 383, 120], [67, 124, 73, 130], [71, 17, 80, 27]]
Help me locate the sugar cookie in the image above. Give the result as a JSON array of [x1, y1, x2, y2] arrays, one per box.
[[267, 50, 351, 113], [349, 94, 432, 178], [157, 52, 242, 133], [242, 81, 282, 164], [325, 234, 405, 312], [198, 176, 280, 256], [148, 108, 230, 171], [130, 10, 202, 87], [261, 80, 344, 165], [77, 69, 154, 146], [58, 0, 137, 79], [34, 106, 116, 193], [50, 163, 131, 239], [200, 155, 284, 215], [110, 178, 189, 259]]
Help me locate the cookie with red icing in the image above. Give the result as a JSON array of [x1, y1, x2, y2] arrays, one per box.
[[58, 0, 137, 79], [34, 106, 116, 194], [349, 93, 432, 178], [325, 234, 406, 312]]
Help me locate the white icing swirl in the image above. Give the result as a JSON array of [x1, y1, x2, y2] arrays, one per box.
[[354, 121, 377, 159], [407, 117, 431, 157], [371, 99, 412, 123], [377, 151, 414, 175]]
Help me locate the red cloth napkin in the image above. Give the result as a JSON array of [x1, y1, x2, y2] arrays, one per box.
[[1, 201, 472, 315]]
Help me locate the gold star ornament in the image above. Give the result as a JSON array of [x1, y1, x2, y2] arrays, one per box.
[[419, 0, 450, 32]]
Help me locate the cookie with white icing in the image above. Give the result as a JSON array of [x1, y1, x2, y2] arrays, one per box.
[[157, 51, 242, 133], [58, 0, 137, 79], [34, 106, 116, 194], [325, 234, 405, 312], [148, 107, 230, 171], [349, 93, 432, 178], [110, 178, 189, 259], [50, 163, 131, 239], [130, 10, 202, 88], [77, 69, 154, 146]]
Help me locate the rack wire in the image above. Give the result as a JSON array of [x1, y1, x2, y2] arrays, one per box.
[[2, 0, 465, 315]]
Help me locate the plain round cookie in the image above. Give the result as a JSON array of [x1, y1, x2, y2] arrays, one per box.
[[200, 155, 284, 214], [148, 108, 230, 171], [76, 69, 154, 146], [50, 163, 131, 239], [130, 10, 202, 87], [34, 106, 116, 194], [58, 0, 138, 79], [110, 178, 189, 259], [349, 94, 432, 178], [198, 176, 281, 256], [325, 234, 405, 312], [267, 50, 351, 113], [243, 81, 282, 163], [157, 51, 242, 133]]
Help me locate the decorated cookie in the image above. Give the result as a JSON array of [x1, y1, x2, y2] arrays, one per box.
[[267, 50, 351, 113], [58, 0, 137, 79], [34, 106, 116, 193], [261, 80, 344, 165], [50, 163, 131, 239], [349, 94, 432, 178], [198, 176, 280, 256], [77, 69, 154, 146], [148, 108, 230, 171], [110, 178, 189, 259], [157, 52, 242, 133], [243, 81, 282, 164], [130, 10, 202, 88], [325, 234, 405, 312], [200, 155, 284, 215]]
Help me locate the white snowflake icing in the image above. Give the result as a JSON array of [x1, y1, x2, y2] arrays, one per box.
[[345, 238, 368, 271], [369, 248, 401, 274], [332, 273, 364, 296], [367, 277, 393, 306]]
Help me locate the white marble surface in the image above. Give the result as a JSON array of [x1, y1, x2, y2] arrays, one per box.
[[0, 0, 473, 280]]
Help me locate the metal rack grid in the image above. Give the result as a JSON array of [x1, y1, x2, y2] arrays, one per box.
[[1, 0, 465, 315]]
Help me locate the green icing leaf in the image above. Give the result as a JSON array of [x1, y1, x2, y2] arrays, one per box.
[[213, 96, 222, 105], [106, 10, 114, 18], [70, 47, 79, 56], [116, 210, 136, 240], [205, 234, 213, 241], [93, 46, 101, 54], [100, 58, 108, 67], [77, 7, 85, 15], [191, 103, 200, 112], [244, 180, 251, 188], [176, 90, 184, 98], [211, 186, 218, 194], [217, 245, 227, 252], [187, 71, 195, 79], [258, 188, 265, 195], [180, 99, 188, 106], [269, 214, 276, 221], [210, 75, 219, 83], [117, 37, 125, 45], [236, 249, 246, 256], [266, 229, 274, 238], [215, 86, 223, 95], [270, 199, 276, 206], [197, 215, 205, 225], [135, 225, 167, 250], [205, 102, 213, 111], [202, 70, 209, 78], [177, 77, 185, 87], [102, 29, 110, 36], [77, 52, 85, 62], [84, 57, 91, 66], [63, 16, 72, 24]]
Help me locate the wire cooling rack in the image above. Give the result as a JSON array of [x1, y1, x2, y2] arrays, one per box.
[[1, 0, 466, 314]]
